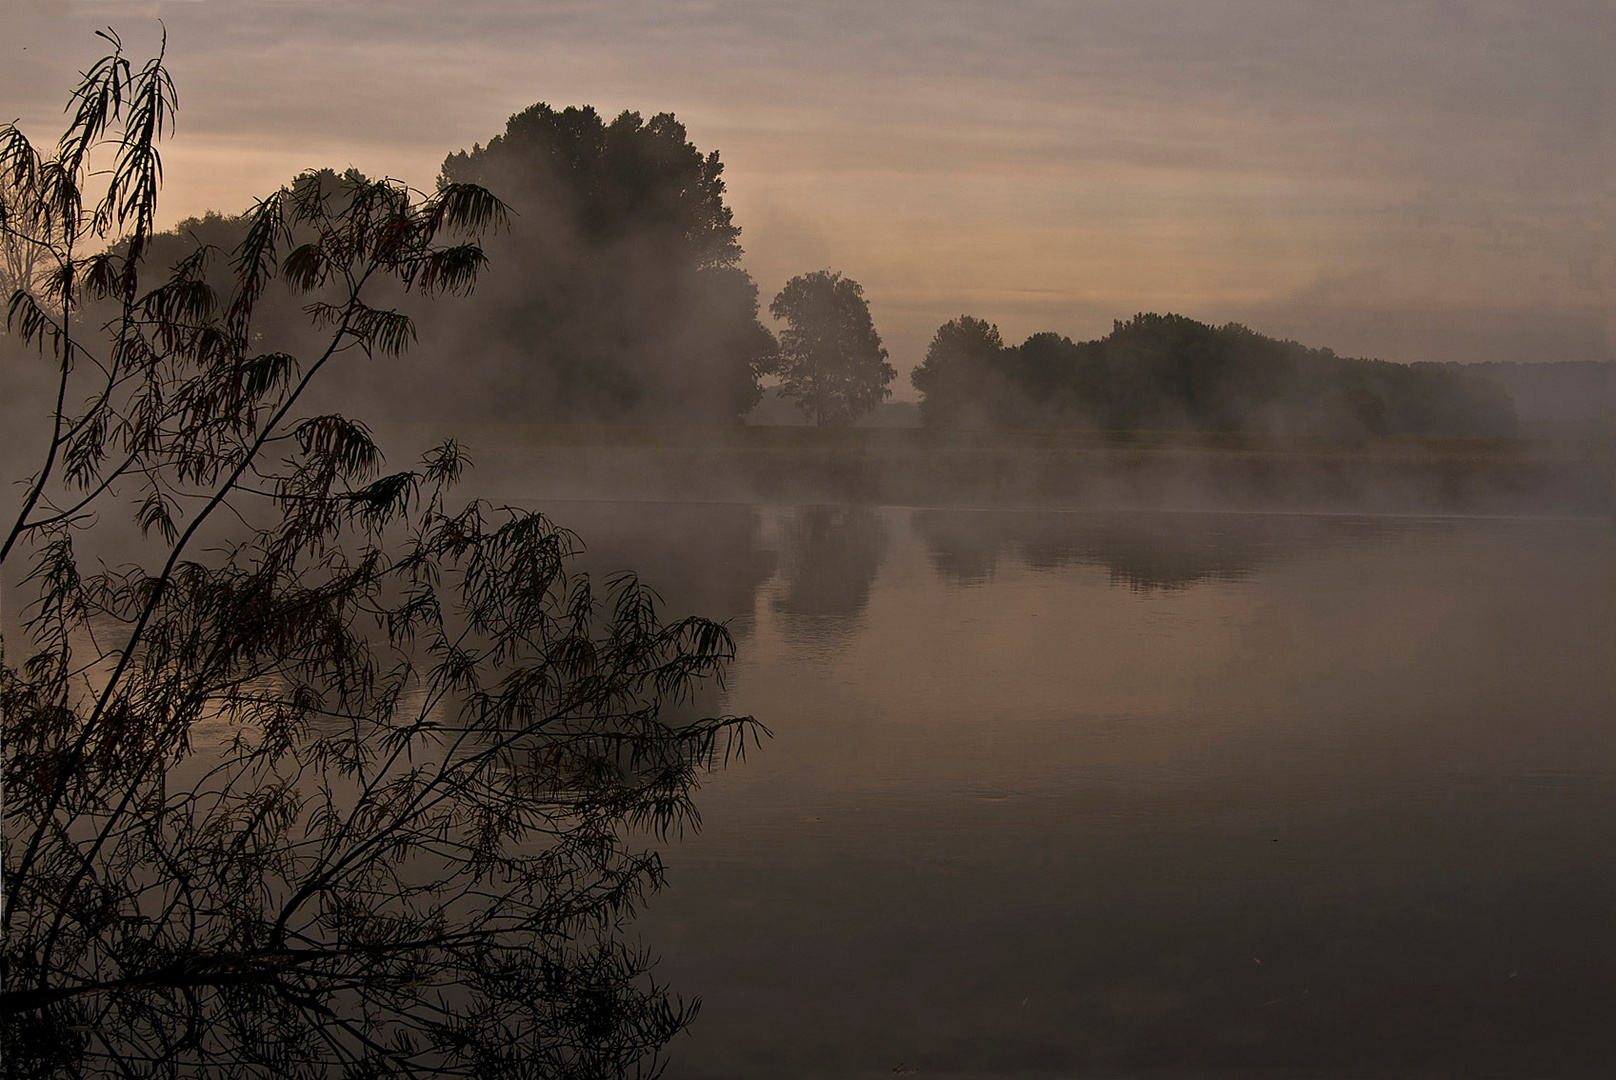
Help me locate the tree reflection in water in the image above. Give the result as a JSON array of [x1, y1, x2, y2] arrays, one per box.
[[773, 506, 891, 632], [914, 508, 1411, 590]]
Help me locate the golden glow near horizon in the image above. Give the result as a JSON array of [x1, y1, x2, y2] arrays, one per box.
[[6, 1, 1611, 385]]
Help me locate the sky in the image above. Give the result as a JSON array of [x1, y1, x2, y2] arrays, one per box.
[[4, 0, 1612, 388]]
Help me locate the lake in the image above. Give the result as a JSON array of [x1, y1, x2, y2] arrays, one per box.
[[553, 502, 1615, 1079]]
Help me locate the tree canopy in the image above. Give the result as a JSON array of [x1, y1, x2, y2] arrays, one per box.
[[433, 104, 775, 423], [1, 37, 757, 1076], [910, 312, 1520, 438], [910, 316, 1007, 428], [767, 270, 895, 426]]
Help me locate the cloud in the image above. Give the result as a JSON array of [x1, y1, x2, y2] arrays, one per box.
[[5, 1, 1607, 369]]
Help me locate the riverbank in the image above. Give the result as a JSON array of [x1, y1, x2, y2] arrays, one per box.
[[375, 424, 1615, 516]]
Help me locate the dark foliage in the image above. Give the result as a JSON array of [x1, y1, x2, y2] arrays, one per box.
[[908, 316, 1007, 428], [911, 312, 1520, 438], [2, 37, 759, 1078], [767, 270, 895, 427], [434, 104, 776, 423]]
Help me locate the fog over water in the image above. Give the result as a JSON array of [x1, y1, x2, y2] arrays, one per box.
[[553, 501, 1616, 1078], [3, 5, 1613, 1073]]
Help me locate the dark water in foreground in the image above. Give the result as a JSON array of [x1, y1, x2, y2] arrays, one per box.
[[564, 505, 1616, 1079]]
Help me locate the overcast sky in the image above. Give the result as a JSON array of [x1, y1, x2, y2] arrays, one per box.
[[5, 1, 1612, 382]]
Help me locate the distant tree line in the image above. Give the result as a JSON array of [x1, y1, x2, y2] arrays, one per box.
[[110, 105, 906, 427], [74, 107, 781, 426], [911, 312, 1521, 438], [90, 104, 1533, 438]]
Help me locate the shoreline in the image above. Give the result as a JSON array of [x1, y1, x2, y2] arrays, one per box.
[[373, 423, 1616, 518]]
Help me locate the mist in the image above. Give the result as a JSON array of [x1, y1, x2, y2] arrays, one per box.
[[4, 8, 1614, 1078]]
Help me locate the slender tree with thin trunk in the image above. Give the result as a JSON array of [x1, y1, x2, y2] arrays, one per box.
[[1, 33, 760, 1078]]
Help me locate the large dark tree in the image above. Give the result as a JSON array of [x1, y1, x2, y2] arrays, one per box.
[[767, 270, 894, 426], [435, 104, 775, 423], [1, 37, 759, 1077]]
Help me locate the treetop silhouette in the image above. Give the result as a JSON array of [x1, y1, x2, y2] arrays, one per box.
[[434, 103, 775, 424], [767, 270, 894, 427]]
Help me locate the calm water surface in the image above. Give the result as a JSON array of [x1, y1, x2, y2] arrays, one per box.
[[563, 504, 1615, 1079]]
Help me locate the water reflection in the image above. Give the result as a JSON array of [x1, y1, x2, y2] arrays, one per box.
[[772, 505, 890, 629], [551, 500, 775, 628], [915, 508, 1416, 590], [538, 501, 777, 729], [642, 508, 1614, 1079], [527, 504, 1616, 1078]]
